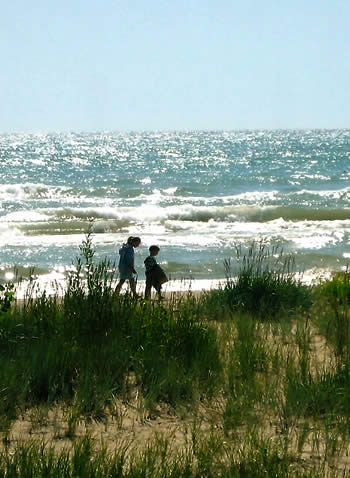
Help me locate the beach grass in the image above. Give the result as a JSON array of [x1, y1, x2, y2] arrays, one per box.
[[1, 238, 350, 475], [201, 241, 312, 321], [0, 433, 335, 478], [312, 269, 350, 357], [0, 234, 222, 430]]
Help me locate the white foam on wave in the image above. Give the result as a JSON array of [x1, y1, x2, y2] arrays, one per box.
[[0, 223, 24, 241], [164, 187, 178, 195], [131, 189, 280, 206], [228, 218, 349, 251], [0, 230, 122, 247], [160, 217, 350, 251], [1, 202, 349, 253], [131, 186, 350, 209], [0, 183, 75, 201], [1, 211, 51, 223], [5, 202, 350, 235], [71, 157, 90, 166], [51, 205, 167, 222], [139, 177, 152, 184], [22, 204, 229, 225], [223, 190, 280, 203], [294, 186, 350, 200]]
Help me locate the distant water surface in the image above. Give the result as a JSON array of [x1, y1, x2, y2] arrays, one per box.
[[0, 130, 349, 285]]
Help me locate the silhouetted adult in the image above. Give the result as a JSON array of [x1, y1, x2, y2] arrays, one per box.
[[115, 236, 141, 298]]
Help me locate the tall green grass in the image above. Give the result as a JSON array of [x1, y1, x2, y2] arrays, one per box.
[[313, 270, 350, 357], [131, 302, 221, 407], [286, 363, 350, 418], [0, 233, 221, 431], [3, 233, 350, 474], [221, 242, 312, 320], [0, 434, 335, 478], [222, 314, 280, 431]]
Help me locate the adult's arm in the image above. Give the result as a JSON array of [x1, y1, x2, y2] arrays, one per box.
[[124, 247, 136, 272]]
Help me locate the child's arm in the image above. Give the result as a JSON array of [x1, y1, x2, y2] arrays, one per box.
[[144, 256, 157, 272]]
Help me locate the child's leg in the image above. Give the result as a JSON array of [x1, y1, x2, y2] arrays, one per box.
[[145, 275, 152, 299], [154, 282, 163, 300]]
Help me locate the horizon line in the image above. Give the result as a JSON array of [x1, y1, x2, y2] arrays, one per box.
[[0, 127, 349, 136]]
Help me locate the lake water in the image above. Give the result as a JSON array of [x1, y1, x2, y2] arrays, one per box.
[[0, 130, 349, 290]]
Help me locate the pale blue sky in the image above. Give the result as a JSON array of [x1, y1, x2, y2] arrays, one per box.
[[1, 0, 349, 132]]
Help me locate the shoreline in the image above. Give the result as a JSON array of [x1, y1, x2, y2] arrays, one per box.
[[9, 268, 334, 302], [12, 278, 226, 302]]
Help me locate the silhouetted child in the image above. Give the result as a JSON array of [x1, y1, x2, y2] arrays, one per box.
[[144, 245, 168, 300]]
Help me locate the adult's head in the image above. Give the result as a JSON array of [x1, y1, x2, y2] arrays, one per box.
[[128, 236, 141, 247]]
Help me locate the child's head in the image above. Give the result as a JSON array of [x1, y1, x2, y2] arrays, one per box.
[[149, 245, 160, 256]]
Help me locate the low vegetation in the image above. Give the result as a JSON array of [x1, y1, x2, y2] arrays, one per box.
[[0, 237, 349, 476]]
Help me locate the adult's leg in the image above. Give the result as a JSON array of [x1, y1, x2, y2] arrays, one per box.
[[115, 279, 125, 295], [129, 278, 138, 298]]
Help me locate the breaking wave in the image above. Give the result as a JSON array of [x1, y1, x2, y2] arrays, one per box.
[[42, 204, 350, 224], [2, 204, 350, 228], [1, 204, 350, 240], [0, 183, 78, 201]]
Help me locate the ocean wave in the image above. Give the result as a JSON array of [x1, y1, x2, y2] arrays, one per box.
[[0, 183, 78, 201], [2, 204, 350, 229], [130, 189, 281, 206], [229, 206, 350, 222], [13, 204, 266, 224], [126, 187, 350, 208], [0, 223, 24, 239], [293, 186, 350, 200], [1, 211, 51, 223], [2, 182, 349, 211]]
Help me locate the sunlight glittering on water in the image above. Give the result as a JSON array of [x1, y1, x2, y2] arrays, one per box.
[[0, 130, 349, 284]]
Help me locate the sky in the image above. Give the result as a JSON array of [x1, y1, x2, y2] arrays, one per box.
[[0, 0, 349, 132]]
